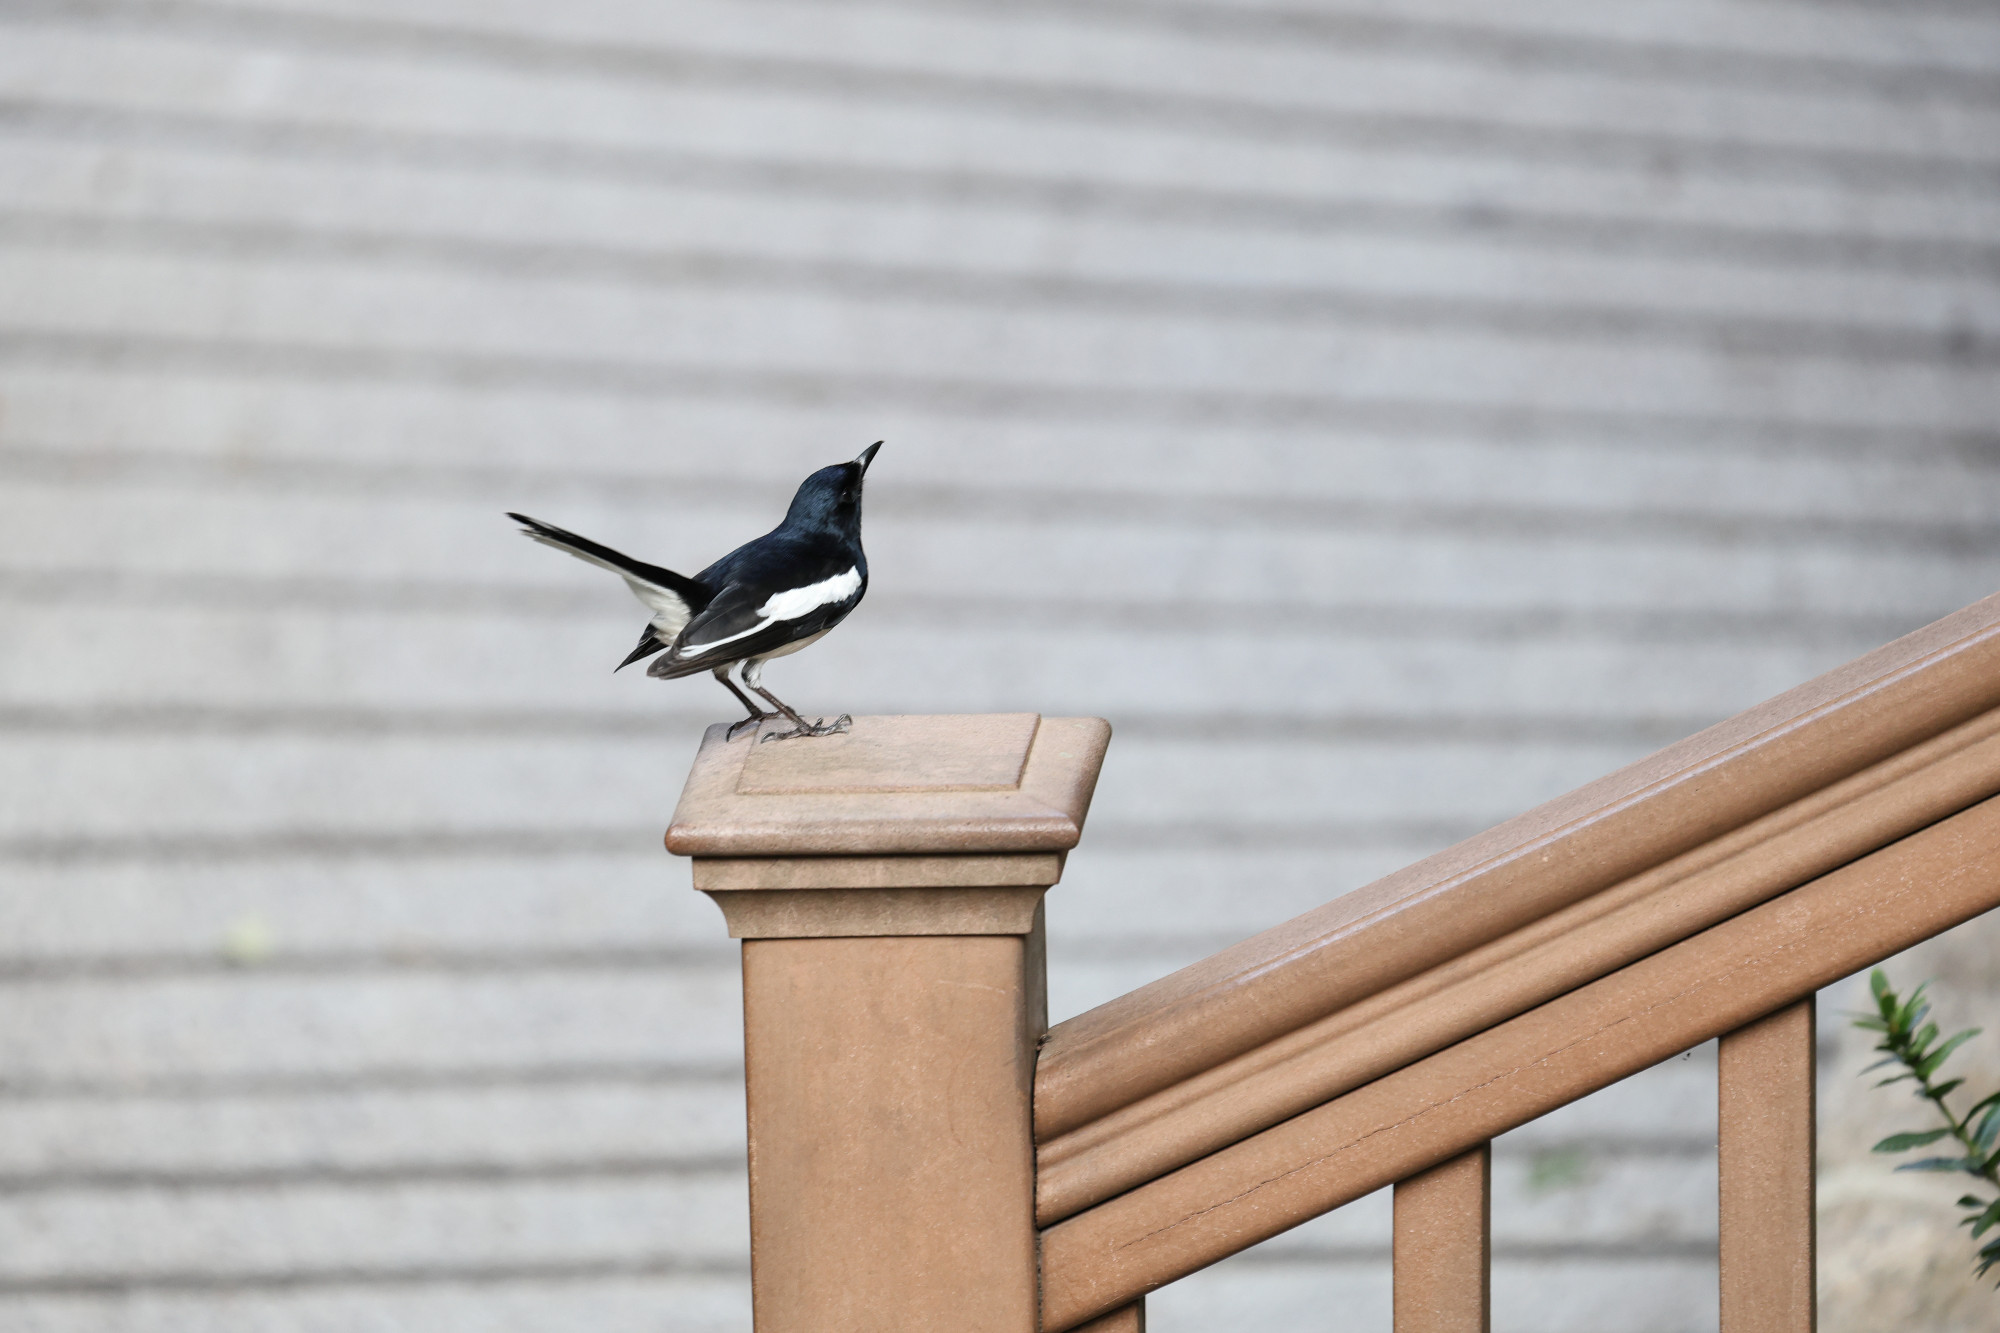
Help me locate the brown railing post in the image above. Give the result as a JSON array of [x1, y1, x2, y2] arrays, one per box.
[[667, 714, 1110, 1333], [1071, 1303, 1147, 1332], [1719, 998, 1818, 1333], [1393, 1143, 1492, 1333]]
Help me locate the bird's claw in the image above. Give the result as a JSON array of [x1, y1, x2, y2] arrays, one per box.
[[760, 714, 854, 742], [725, 714, 771, 741]]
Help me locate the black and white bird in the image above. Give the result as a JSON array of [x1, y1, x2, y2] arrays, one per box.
[[508, 443, 880, 741]]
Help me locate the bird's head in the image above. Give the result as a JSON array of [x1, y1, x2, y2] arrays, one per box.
[[784, 442, 882, 534]]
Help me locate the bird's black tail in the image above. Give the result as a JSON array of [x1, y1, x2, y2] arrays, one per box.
[[505, 512, 706, 602], [616, 625, 670, 671]]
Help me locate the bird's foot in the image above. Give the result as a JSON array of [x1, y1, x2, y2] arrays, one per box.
[[759, 714, 853, 742], [725, 713, 773, 740]]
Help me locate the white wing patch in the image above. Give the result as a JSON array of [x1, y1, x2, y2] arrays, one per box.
[[760, 567, 864, 622], [680, 566, 862, 658]]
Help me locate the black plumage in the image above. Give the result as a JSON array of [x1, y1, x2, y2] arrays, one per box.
[[509, 443, 880, 740]]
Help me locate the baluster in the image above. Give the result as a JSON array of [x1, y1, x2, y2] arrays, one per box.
[[1393, 1143, 1491, 1333], [1718, 998, 1817, 1333]]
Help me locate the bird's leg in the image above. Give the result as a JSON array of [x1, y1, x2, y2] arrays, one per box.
[[742, 659, 851, 742], [715, 665, 772, 740]]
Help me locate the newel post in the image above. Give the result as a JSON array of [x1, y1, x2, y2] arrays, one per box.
[[667, 713, 1112, 1333]]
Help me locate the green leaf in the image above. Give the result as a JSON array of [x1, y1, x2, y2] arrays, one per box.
[[1853, 1018, 1889, 1034], [1875, 1129, 1953, 1152], [1919, 1032, 1977, 1080], [1978, 1237, 2000, 1281], [1871, 969, 1892, 1003], [1874, 1073, 1916, 1089], [1895, 1156, 1982, 1173], [1860, 1055, 1903, 1074], [1916, 1050, 1947, 1079], [1933, 1079, 1967, 1102], [1974, 1107, 2000, 1154]]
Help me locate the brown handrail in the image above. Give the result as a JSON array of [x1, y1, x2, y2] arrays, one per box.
[[1038, 697, 2000, 1222], [1035, 594, 2000, 1195], [1041, 791, 2000, 1328]]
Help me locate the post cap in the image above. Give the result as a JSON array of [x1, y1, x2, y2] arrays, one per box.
[[666, 714, 1112, 858]]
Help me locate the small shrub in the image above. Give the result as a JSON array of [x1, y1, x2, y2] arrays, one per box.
[[1852, 969, 2000, 1284]]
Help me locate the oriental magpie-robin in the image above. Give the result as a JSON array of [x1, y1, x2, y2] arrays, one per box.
[[509, 442, 880, 741]]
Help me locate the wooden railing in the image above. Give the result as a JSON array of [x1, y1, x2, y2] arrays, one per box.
[[667, 592, 2000, 1332]]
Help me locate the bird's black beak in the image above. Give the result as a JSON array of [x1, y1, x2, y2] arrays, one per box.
[[855, 441, 882, 474]]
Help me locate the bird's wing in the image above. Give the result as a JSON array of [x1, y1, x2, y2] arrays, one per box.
[[661, 582, 776, 666], [649, 556, 865, 678], [507, 513, 708, 637]]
